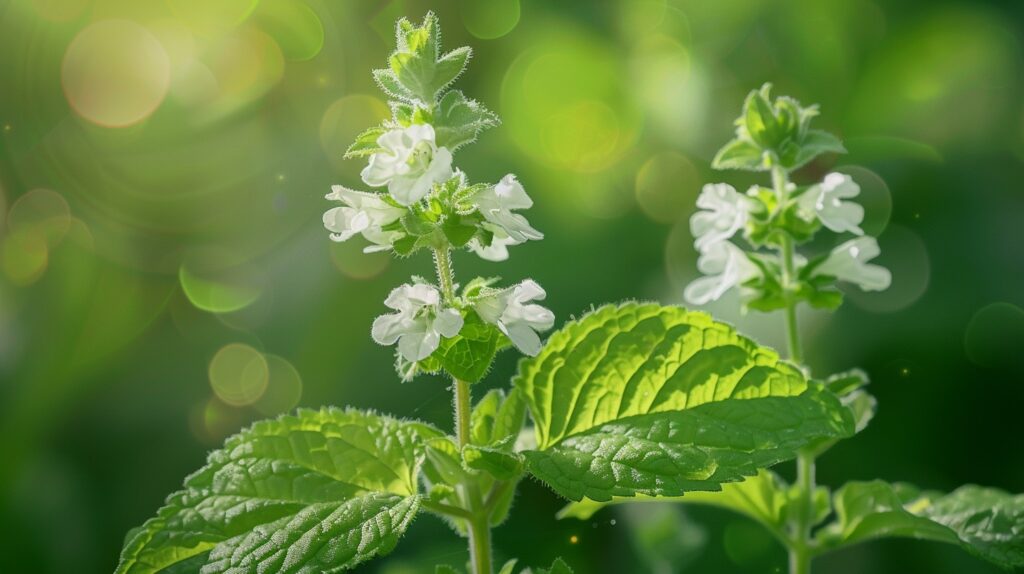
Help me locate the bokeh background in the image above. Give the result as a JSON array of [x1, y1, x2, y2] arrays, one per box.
[[2, 0, 1023, 572]]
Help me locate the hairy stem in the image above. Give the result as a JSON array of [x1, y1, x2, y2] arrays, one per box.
[[771, 165, 815, 574], [431, 246, 493, 574]]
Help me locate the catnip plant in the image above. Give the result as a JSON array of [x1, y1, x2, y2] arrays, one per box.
[[114, 15, 1013, 574], [561, 84, 1024, 574]]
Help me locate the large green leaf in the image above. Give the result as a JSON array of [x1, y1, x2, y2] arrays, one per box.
[[515, 303, 853, 502], [116, 409, 437, 574], [819, 481, 1024, 570], [383, 12, 470, 104]]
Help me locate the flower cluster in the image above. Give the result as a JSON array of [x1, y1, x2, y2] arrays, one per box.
[[685, 85, 891, 311], [323, 14, 553, 377]]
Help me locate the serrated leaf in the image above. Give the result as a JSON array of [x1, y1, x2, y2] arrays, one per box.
[[433, 310, 504, 383], [373, 68, 416, 102], [463, 444, 524, 480], [386, 13, 470, 104], [433, 90, 499, 150], [514, 303, 853, 502], [818, 481, 1024, 570], [116, 409, 436, 574], [535, 557, 574, 574], [469, 388, 526, 447], [711, 138, 765, 171], [786, 129, 846, 171], [344, 126, 387, 158], [497, 559, 518, 574]]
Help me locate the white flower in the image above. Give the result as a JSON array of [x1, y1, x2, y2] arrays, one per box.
[[684, 241, 760, 305], [468, 225, 520, 262], [690, 183, 755, 252], [815, 236, 891, 291], [372, 283, 464, 361], [323, 185, 406, 252], [473, 174, 543, 244], [474, 279, 554, 356], [797, 172, 864, 235], [361, 124, 453, 206]]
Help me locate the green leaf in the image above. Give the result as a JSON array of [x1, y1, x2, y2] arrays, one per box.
[[384, 13, 470, 104], [442, 213, 480, 247], [515, 303, 854, 502], [469, 388, 526, 447], [433, 90, 499, 150], [535, 557, 574, 574], [497, 559, 518, 574], [433, 310, 504, 383], [116, 409, 436, 574], [344, 126, 387, 158], [373, 68, 416, 102], [711, 138, 766, 171], [818, 481, 1024, 570], [785, 129, 846, 171], [424, 437, 470, 485], [462, 444, 524, 480]]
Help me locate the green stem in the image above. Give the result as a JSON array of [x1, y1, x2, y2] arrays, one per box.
[[771, 165, 815, 574], [431, 246, 493, 574]]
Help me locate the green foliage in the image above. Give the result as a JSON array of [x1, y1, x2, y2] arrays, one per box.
[[712, 83, 845, 172], [433, 91, 500, 150], [818, 481, 1024, 570], [344, 126, 387, 158], [386, 13, 471, 104], [432, 310, 506, 383], [515, 303, 853, 501], [115, 409, 436, 574]]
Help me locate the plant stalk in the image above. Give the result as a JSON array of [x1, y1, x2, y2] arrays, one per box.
[[772, 165, 815, 574], [431, 245, 493, 574]]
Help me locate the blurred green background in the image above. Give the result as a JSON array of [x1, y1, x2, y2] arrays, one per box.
[[2, 0, 1023, 572]]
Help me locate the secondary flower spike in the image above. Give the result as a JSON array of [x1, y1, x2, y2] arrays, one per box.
[[684, 241, 760, 305], [323, 185, 406, 252], [361, 124, 453, 205], [372, 283, 464, 361], [690, 183, 754, 252], [798, 172, 865, 235], [474, 279, 554, 356], [815, 236, 891, 291]]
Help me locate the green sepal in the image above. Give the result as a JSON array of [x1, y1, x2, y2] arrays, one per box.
[[344, 126, 387, 158], [442, 213, 482, 247]]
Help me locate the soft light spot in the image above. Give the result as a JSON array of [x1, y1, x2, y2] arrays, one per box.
[[253, 354, 303, 415], [846, 225, 930, 313], [7, 189, 72, 247], [62, 20, 171, 128], [167, 0, 258, 36], [179, 251, 264, 313], [209, 343, 269, 406], [319, 95, 389, 173], [255, 0, 324, 61], [964, 302, 1024, 369], [330, 240, 390, 280], [461, 0, 520, 40], [2, 229, 49, 286], [635, 152, 699, 224]]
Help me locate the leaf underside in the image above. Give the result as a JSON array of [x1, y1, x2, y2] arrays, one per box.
[[515, 303, 853, 502]]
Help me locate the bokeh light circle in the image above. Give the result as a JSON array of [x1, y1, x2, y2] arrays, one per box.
[[461, 0, 520, 40], [319, 95, 389, 172], [964, 302, 1024, 369], [2, 229, 49, 286], [329, 241, 390, 279], [62, 20, 171, 128], [635, 152, 700, 224], [846, 225, 930, 313], [179, 251, 265, 314], [7, 189, 72, 247], [208, 343, 269, 406], [253, 354, 303, 415], [255, 0, 325, 61]]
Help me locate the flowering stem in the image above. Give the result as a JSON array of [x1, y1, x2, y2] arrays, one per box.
[[771, 164, 815, 574], [431, 245, 493, 574]]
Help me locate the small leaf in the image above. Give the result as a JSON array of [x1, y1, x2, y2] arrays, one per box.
[[711, 138, 765, 171], [786, 129, 846, 171], [433, 310, 504, 383], [433, 90, 499, 150], [536, 557, 574, 574], [116, 409, 437, 574], [344, 126, 387, 158], [818, 481, 1024, 570], [497, 559, 518, 574], [515, 303, 854, 502], [373, 68, 416, 102], [823, 369, 869, 396], [425, 437, 470, 484], [442, 214, 480, 247], [463, 444, 524, 480], [386, 13, 470, 103]]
